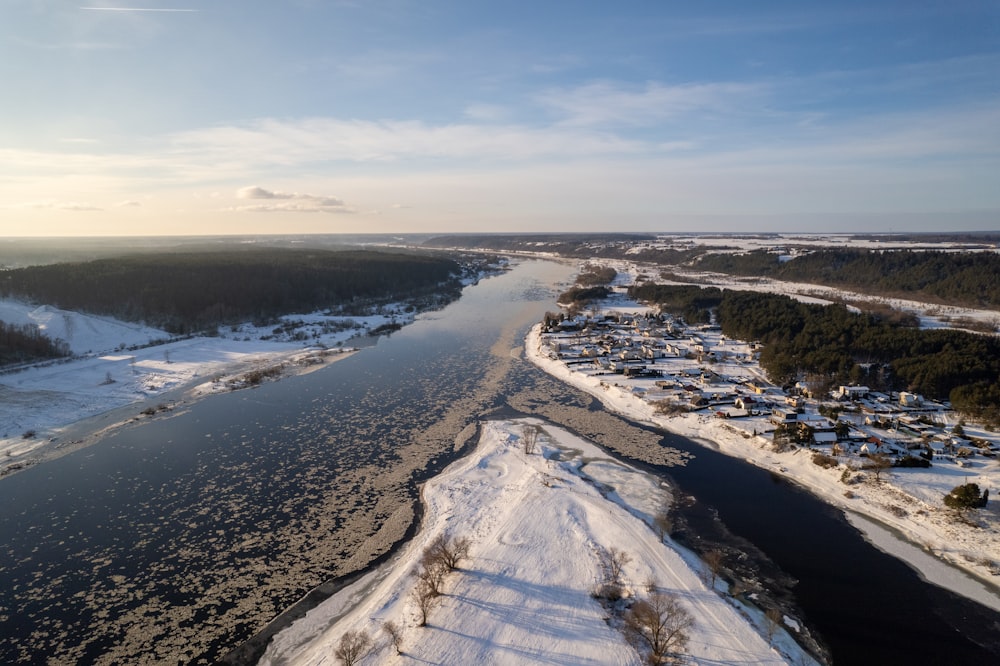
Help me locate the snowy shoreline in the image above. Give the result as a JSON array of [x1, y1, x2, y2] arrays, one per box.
[[523, 323, 1000, 611], [260, 418, 816, 665], [0, 298, 406, 476]]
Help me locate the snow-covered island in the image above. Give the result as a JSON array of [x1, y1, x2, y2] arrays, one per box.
[[261, 418, 815, 665], [523, 271, 1000, 606]]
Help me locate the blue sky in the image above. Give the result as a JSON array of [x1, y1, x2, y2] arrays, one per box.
[[1, 1, 998, 236]]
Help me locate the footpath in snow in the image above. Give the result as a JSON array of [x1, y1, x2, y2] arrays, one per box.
[[261, 419, 813, 666]]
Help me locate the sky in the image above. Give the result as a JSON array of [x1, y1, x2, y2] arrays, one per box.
[[1, 0, 998, 236]]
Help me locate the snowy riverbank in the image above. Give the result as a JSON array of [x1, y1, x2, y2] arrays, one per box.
[[0, 298, 409, 474], [260, 418, 815, 665], [524, 324, 1000, 611]]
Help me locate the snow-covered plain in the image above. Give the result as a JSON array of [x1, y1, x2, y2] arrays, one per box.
[[0, 298, 408, 470], [261, 419, 813, 665]]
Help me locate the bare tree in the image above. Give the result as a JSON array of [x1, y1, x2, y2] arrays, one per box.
[[426, 533, 472, 571], [653, 508, 673, 541], [411, 577, 441, 627], [522, 424, 540, 454], [625, 590, 694, 665], [382, 620, 403, 655], [701, 550, 724, 587], [867, 452, 892, 482], [597, 546, 632, 586], [414, 555, 448, 597], [334, 629, 372, 666]]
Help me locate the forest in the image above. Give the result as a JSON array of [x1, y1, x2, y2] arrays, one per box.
[[0, 321, 70, 366], [0, 248, 464, 336], [427, 235, 1000, 311], [628, 284, 1000, 425], [692, 249, 1000, 310]]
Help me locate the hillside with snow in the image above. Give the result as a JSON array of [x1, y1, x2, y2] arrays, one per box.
[[260, 419, 813, 666], [0, 298, 406, 468]]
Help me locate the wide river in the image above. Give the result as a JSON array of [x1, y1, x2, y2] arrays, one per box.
[[1, 259, 998, 665]]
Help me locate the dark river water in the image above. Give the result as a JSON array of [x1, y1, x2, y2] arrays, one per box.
[[1, 258, 999, 665]]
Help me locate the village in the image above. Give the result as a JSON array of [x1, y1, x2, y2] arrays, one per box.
[[538, 303, 1000, 487]]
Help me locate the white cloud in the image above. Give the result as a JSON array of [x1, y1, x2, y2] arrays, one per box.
[[232, 186, 354, 214]]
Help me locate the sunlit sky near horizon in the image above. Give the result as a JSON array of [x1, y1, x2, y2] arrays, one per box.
[[2, 1, 998, 236]]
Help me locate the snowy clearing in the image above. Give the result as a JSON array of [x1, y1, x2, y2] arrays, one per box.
[[261, 419, 813, 666]]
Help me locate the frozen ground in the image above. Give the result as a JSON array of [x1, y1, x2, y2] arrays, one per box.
[[525, 324, 1000, 609], [0, 298, 408, 470], [261, 419, 814, 666]]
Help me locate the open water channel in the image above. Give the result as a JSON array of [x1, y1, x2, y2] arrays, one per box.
[[1, 258, 999, 664]]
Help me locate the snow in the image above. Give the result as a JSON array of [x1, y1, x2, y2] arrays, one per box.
[[524, 322, 1000, 608], [0, 298, 408, 468], [261, 419, 811, 665]]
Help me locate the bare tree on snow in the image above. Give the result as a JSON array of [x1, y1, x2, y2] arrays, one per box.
[[334, 629, 371, 666], [625, 589, 694, 665]]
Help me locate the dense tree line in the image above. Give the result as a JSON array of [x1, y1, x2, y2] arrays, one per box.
[[425, 235, 1000, 309], [576, 264, 618, 287], [557, 285, 612, 309], [0, 249, 462, 334], [626, 284, 723, 324], [634, 285, 1000, 424], [0, 321, 70, 365], [693, 249, 1000, 309]]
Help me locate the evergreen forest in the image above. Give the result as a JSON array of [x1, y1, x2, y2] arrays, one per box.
[[0, 249, 463, 336], [628, 284, 1000, 425], [692, 249, 1000, 310]]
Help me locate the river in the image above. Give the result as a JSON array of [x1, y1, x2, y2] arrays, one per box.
[[1, 258, 998, 665]]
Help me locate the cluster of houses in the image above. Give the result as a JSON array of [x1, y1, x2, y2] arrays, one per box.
[[541, 312, 999, 464]]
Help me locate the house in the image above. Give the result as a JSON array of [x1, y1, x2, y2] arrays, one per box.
[[771, 408, 798, 425], [836, 385, 870, 400], [899, 392, 924, 407], [814, 431, 839, 445]]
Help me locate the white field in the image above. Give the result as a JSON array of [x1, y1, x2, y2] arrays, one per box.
[[0, 299, 407, 467], [261, 419, 814, 666]]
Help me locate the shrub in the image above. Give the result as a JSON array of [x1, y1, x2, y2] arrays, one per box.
[[812, 452, 838, 469], [944, 483, 988, 510]]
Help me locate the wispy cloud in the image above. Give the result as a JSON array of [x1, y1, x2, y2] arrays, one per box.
[[7, 200, 103, 212], [172, 118, 646, 165], [538, 80, 765, 127], [80, 7, 198, 12]]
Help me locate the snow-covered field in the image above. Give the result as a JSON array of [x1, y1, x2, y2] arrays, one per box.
[[0, 299, 408, 470], [525, 324, 1000, 611], [261, 419, 814, 665]]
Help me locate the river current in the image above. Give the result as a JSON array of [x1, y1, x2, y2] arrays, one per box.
[[1, 259, 998, 665]]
